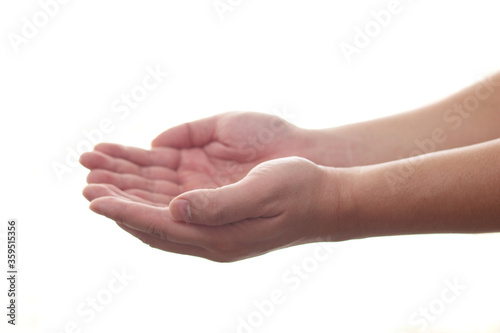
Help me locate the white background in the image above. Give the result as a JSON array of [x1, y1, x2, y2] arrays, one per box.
[[1, 0, 500, 332]]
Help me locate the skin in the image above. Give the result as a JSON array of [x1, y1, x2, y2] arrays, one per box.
[[81, 73, 500, 262]]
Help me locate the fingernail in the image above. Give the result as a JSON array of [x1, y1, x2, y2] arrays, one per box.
[[171, 199, 191, 223]]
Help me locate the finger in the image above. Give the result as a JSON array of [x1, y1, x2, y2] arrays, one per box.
[[91, 196, 285, 262], [87, 169, 181, 196], [80, 151, 139, 173], [135, 165, 178, 182], [94, 143, 180, 169], [83, 183, 164, 206], [151, 113, 225, 148], [89, 196, 212, 247], [121, 216, 287, 262], [115, 223, 212, 260], [80, 151, 178, 182], [169, 173, 276, 226]]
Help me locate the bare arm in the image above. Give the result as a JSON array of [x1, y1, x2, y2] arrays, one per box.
[[327, 138, 500, 242], [308, 73, 500, 167]]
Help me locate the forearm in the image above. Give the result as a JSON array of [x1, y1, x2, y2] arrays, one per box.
[[308, 73, 500, 167], [328, 138, 500, 242]]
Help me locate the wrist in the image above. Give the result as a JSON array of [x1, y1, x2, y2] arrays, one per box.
[[300, 127, 371, 168], [316, 165, 360, 242]]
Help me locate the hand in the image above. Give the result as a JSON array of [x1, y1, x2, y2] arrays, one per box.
[[84, 157, 345, 262], [80, 111, 316, 207]]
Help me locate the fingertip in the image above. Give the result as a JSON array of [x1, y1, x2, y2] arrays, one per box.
[[93, 142, 111, 152], [151, 124, 191, 148], [83, 184, 109, 201], [151, 133, 172, 148], [150, 136, 161, 147], [85, 170, 95, 184], [82, 185, 93, 201], [79, 152, 92, 168], [89, 196, 121, 215], [86, 169, 111, 184], [80, 151, 109, 170], [89, 198, 104, 214], [169, 198, 191, 223]]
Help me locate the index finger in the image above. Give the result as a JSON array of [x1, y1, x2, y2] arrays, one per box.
[[95, 143, 180, 169], [89, 196, 213, 247]]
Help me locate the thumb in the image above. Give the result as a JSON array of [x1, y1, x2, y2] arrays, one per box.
[[151, 114, 221, 148], [169, 177, 273, 226]]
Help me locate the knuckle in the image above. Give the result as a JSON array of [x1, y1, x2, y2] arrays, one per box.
[[137, 235, 150, 246], [130, 231, 154, 247], [145, 221, 168, 240], [191, 190, 223, 224], [146, 242, 160, 250], [206, 189, 229, 223]]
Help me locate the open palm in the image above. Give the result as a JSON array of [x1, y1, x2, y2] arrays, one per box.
[[81, 111, 310, 206]]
